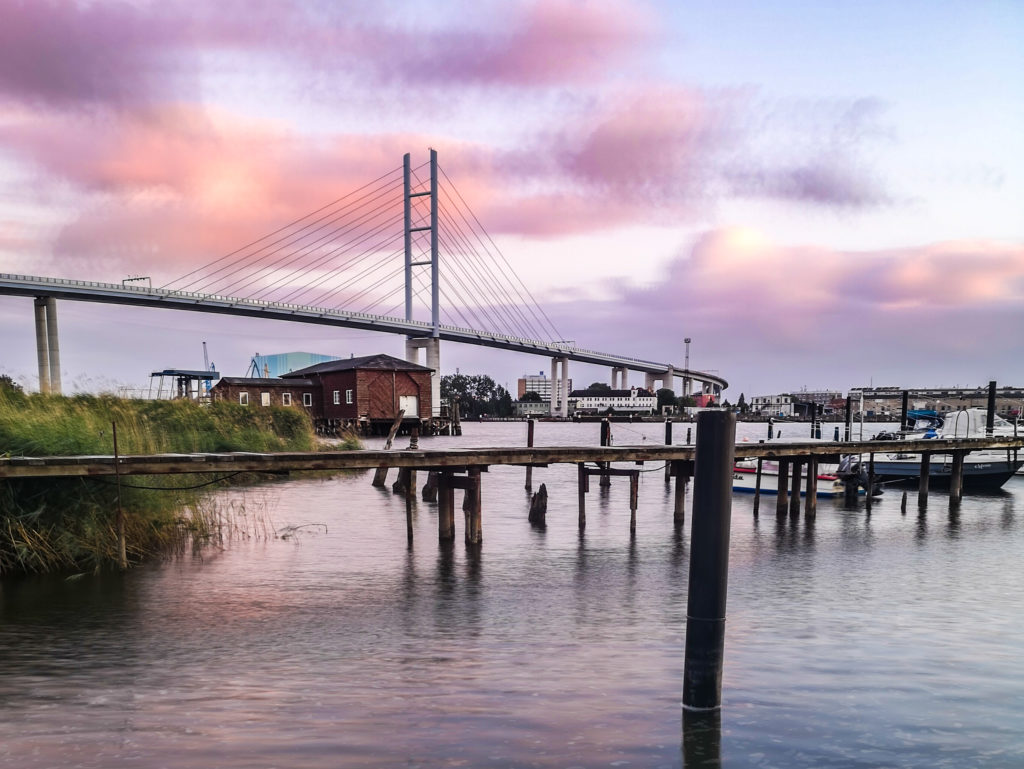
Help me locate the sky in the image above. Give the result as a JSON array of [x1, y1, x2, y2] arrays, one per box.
[[1, 0, 1022, 400]]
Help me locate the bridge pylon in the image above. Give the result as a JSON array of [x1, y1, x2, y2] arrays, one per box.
[[32, 296, 62, 394]]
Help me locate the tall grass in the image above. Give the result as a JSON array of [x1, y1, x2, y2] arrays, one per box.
[[0, 390, 330, 576]]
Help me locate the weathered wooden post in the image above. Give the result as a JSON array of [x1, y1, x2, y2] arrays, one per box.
[[438, 471, 455, 542], [372, 409, 405, 487], [600, 419, 611, 488], [422, 471, 439, 502], [528, 483, 547, 527], [950, 450, 965, 506], [673, 461, 688, 525], [407, 426, 419, 501], [986, 381, 997, 436], [752, 457, 763, 518], [112, 421, 127, 570], [629, 470, 639, 534], [465, 467, 482, 544], [789, 460, 802, 517], [805, 458, 817, 519], [767, 419, 774, 440], [664, 419, 673, 483], [918, 452, 930, 508], [687, 427, 692, 444], [775, 460, 790, 517], [901, 490, 908, 515], [866, 453, 875, 513], [577, 463, 587, 530], [682, 410, 736, 712], [525, 419, 535, 491], [845, 396, 853, 441], [900, 390, 909, 433]]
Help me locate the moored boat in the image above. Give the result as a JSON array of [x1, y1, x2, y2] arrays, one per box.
[[733, 459, 851, 497]]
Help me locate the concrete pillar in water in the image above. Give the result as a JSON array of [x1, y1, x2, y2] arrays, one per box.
[[682, 410, 736, 711], [33, 297, 51, 394]]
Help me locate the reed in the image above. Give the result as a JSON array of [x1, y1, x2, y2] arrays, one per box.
[[0, 390, 335, 576]]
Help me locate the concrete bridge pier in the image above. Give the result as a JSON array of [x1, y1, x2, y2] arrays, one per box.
[[33, 296, 62, 394], [550, 356, 569, 418], [611, 366, 628, 389], [405, 337, 441, 416]]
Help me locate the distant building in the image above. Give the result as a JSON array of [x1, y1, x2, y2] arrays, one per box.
[[750, 394, 799, 417], [513, 400, 551, 418], [570, 386, 656, 416], [517, 373, 572, 406], [850, 386, 1024, 418]]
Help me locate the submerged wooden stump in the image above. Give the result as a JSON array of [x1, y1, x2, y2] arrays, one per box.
[[422, 471, 439, 502], [528, 483, 548, 527]]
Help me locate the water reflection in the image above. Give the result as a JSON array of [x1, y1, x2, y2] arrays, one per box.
[[682, 708, 722, 768]]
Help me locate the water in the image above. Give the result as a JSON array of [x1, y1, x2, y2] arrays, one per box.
[[2, 421, 1023, 768]]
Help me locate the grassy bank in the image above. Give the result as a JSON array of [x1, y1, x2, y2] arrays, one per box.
[[0, 390, 345, 576]]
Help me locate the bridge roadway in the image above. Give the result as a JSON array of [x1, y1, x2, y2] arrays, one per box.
[[2, 436, 1021, 479], [0, 273, 728, 390]]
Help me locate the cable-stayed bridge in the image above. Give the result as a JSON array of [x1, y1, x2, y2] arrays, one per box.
[[0, 151, 727, 411]]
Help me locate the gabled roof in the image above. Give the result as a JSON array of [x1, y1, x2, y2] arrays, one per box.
[[282, 353, 433, 377], [214, 377, 314, 387]]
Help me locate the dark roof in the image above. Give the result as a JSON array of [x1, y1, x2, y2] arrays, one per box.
[[283, 353, 433, 377], [214, 377, 314, 387]]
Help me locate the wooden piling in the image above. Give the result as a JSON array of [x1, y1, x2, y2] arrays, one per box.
[[752, 458, 763, 517], [950, 450, 965, 505], [901, 491, 907, 515], [372, 409, 405, 486], [776, 459, 789, 517], [805, 459, 817, 519], [600, 419, 611, 488], [577, 463, 587, 530], [844, 396, 853, 441], [682, 411, 736, 712], [866, 453, 875, 513], [673, 461, 687, 525], [664, 420, 673, 483], [525, 419, 535, 491], [629, 470, 639, 534], [918, 452, 930, 507], [422, 471, 439, 502], [789, 461, 802, 517], [438, 471, 455, 542], [465, 467, 482, 544]]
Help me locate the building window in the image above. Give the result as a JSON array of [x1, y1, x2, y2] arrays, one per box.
[[345, 389, 353, 404], [333, 390, 340, 405], [239, 392, 249, 406], [261, 392, 271, 407], [282, 393, 292, 406], [303, 392, 312, 407]]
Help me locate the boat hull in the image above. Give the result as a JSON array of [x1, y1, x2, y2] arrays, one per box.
[[872, 454, 1022, 492], [732, 466, 848, 497]]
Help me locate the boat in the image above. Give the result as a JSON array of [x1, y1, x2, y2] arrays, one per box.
[[859, 408, 1023, 491], [733, 458, 852, 497]]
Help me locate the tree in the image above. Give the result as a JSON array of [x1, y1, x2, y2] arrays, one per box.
[[520, 390, 543, 402], [441, 374, 513, 418], [656, 388, 676, 411], [737, 392, 747, 414], [587, 382, 612, 392], [0, 374, 23, 394], [678, 395, 696, 409]]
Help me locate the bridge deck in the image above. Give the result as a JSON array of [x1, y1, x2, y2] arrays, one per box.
[[2, 437, 1020, 478]]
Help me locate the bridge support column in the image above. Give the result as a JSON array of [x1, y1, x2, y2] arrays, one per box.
[[425, 338, 441, 418], [611, 366, 627, 389], [559, 356, 569, 418], [32, 296, 61, 394], [34, 297, 51, 394], [645, 373, 656, 392]]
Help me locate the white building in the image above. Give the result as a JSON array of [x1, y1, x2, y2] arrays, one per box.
[[517, 373, 572, 406], [751, 394, 799, 417], [570, 387, 657, 416]]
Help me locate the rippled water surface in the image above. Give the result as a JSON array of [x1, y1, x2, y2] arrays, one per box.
[[2, 421, 1023, 768]]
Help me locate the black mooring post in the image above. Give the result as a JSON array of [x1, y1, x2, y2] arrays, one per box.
[[900, 390, 909, 434], [987, 381, 997, 437], [682, 410, 736, 712], [525, 419, 535, 491], [665, 419, 673, 483], [845, 396, 853, 441]]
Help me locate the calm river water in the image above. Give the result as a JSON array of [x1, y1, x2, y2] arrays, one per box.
[[2, 421, 1023, 768]]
